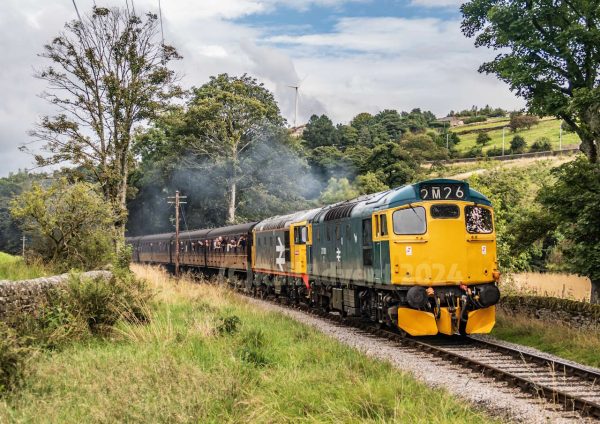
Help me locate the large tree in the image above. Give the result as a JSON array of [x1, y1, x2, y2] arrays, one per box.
[[461, 0, 600, 162], [28, 6, 181, 238], [158, 74, 285, 224], [10, 179, 116, 271]]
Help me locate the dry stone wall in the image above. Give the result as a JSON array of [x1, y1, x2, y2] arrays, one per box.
[[499, 295, 600, 330], [0, 271, 112, 319]]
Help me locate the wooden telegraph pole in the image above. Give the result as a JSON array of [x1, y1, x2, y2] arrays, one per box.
[[167, 191, 187, 277]]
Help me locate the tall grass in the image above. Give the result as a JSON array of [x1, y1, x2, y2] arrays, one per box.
[[0, 264, 496, 423], [0, 252, 50, 281]]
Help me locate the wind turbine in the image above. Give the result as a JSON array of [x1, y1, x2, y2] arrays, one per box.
[[287, 84, 299, 128], [287, 74, 309, 128]]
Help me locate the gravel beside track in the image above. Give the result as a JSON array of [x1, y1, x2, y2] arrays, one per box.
[[243, 296, 595, 423]]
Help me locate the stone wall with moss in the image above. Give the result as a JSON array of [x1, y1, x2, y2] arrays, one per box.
[[0, 271, 111, 319]]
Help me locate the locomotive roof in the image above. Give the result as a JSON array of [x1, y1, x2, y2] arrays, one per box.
[[255, 208, 321, 231], [312, 178, 491, 222]]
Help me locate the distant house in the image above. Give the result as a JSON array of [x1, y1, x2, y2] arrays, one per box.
[[289, 124, 307, 138], [437, 116, 464, 127]]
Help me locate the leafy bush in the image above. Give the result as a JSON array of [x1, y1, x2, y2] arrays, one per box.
[[10, 179, 116, 272], [464, 145, 484, 158], [64, 272, 151, 334], [0, 322, 28, 393], [529, 137, 552, 152], [476, 132, 491, 146], [510, 135, 527, 153], [486, 147, 504, 157], [463, 115, 487, 124], [509, 114, 539, 132], [7, 272, 152, 350]]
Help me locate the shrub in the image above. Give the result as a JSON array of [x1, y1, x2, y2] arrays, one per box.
[[510, 135, 527, 153], [476, 132, 491, 146], [509, 114, 539, 132], [464, 115, 487, 124], [486, 147, 504, 157], [10, 180, 116, 272], [530, 137, 552, 152], [65, 272, 151, 334], [0, 322, 29, 393], [464, 145, 484, 158]]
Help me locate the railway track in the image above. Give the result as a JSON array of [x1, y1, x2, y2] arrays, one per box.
[[239, 289, 600, 420]]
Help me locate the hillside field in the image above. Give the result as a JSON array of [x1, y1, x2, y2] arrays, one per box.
[[451, 117, 580, 154]]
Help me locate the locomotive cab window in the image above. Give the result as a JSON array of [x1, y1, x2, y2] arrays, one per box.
[[393, 207, 427, 235], [465, 206, 493, 234], [380, 214, 388, 236], [431, 204, 460, 219], [294, 226, 308, 244]]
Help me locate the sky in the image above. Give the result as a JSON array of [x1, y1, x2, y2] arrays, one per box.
[[0, 0, 524, 177]]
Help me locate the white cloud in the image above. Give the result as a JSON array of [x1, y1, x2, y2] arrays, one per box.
[[0, 0, 522, 177]]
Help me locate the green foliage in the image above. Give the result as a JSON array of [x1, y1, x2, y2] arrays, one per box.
[[319, 178, 359, 204], [355, 172, 389, 195], [238, 328, 269, 367], [467, 162, 554, 271], [0, 171, 49, 255], [464, 115, 487, 124], [303, 114, 337, 148], [216, 314, 241, 335], [10, 179, 116, 272], [130, 74, 314, 231], [530, 137, 552, 152], [509, 114, 539, 132], [510, 135, 527, 153], [476, 132, 491, 146], [9, 272, 152, 350], [461, 0, 600, 162], [0, 322, 28, 393], [29, 6, 182, 232], [537, 158, 600, 300]]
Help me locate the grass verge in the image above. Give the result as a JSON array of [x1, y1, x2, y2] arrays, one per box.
[[492, 310, 600, 368], [0, 264, 496, 423], [0, 252, 50, 281]]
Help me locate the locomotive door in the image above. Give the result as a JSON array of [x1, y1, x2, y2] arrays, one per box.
[[372, 213, 391, 284]]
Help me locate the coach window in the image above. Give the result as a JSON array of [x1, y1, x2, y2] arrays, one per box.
[[393, 207, 427, 235]]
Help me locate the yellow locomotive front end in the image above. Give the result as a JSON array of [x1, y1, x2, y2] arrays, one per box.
[[375, 181, 500, 336]]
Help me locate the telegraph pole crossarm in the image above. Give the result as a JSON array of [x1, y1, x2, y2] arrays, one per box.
[[167, 190, 187, 277]]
